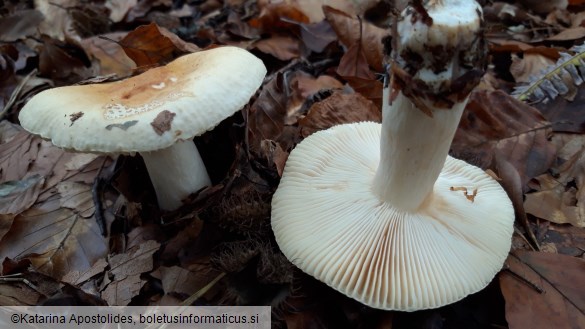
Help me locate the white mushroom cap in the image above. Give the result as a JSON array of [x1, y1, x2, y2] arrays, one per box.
[[18, 46, 266, 211], [271, 122, 514, 311], [18, 46, 267, 154]]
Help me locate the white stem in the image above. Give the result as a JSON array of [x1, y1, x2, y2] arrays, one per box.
[[371, 0, 482, 211], [372, 89, 468, 210], [141, 140, 211, 211]]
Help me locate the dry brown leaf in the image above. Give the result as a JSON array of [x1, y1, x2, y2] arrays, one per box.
[[336, 42, 383, 107], [537, 222, 585, 257], [253, 35, 301, 61], [250, 1, 310, 33], [225, 12, 261, 40], [547, 26, 585, 41], [323, 5, 387, 72], [517, 0, 568, 14], [294, 0, 356, 22], [106, 0, 138, 23], [0, 174, 44, 216], [108, 240, 160, 281], [509, 53, 555, 83], [0, 122, 108, 280], [292, 74, 343, 98], [452, 90, 556, 186], [289, 72, 344, 115], [34, 0, 77, 41], [102, 274, 145, 306], [524, 145, 585, 227], [298, 91, 381, 137], [532, 86, 585, 134], [299, 20, 338, 53], [81, 32, 136, 77], [57, 182, 95, 218], [159, 219, 203, 262], [0, 191, 107, 280], [0, 281, 41, 305], [0, 10, 44, 42], [38, 36, 93, 81], [247, 73, 289, 151], [119, 23, 199, 68], [500, 251, 585, 329], [337, 42, 375, 80], [159, 265, 219, 298], [62, 258, 108, 286]]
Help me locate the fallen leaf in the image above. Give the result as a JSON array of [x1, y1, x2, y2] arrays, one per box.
[[509, 53, 555, 83], [500, 251, 585, 329], [524, 145, 585, 227], [294, 0, 356, 23], [247, 73, 289, 151], [323, 5, 387, 72], [249, 1, 310, 33], [291, 73, 344, 101], [159, 265, 220, 298], [299, 91, 381, 137], [533, 221, 585, 257], [337, 42, 375, 80], [80, 32, 136, 77], [452, 90, 557, 186], [57, 181, 95, 218], [0, 10, 44, 42], [225, 12, 261, 40], [38, 36, 92, 82], [547, 26, 585, 41], [0, 122, 108, 280], [34, 0, 77, 41], [0, 191, 107, 280], [119, 23, 199, 68], [532, 86, 585, 133], [253, 35, 301, 61], [67, 2, 111, 38], [102, 274, 145, 305], [516, 0, 568, 14], [0, 174, 44, 217], [0, 281, 40, 305], [108, 240, 160, 281], [62, 258, 108, 286], [496, 155, 538, 248], [288, 72, 344, 115], [336, 42, 384, 107], [105, 0, 138, 23], [299, 20, 338, 53]]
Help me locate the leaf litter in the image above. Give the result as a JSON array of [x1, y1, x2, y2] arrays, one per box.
[[0, 0, 585, 328]]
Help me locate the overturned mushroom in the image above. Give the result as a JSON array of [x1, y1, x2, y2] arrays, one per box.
[[19, 46, 267, 210], [271, 0, 514, 311]]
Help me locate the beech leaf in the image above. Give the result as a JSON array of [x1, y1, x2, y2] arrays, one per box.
[[500, 251, 585, 329]]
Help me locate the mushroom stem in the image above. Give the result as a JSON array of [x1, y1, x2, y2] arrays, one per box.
[[141, 140, 211, 211], [372, 0, 484, 211], [372, 91, 468, 210]]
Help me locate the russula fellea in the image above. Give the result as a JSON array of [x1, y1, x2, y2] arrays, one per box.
[[19, 46, 267, 211], [271, 0, 514, 311]]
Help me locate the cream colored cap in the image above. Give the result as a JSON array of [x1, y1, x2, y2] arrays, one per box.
[[271, 122, 514, 311], [19, 46, 266, 153]]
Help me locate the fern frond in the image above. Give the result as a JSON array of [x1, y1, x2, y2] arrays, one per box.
[[513, 44, 585, 103]]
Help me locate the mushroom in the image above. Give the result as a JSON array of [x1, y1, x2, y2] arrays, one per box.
[[19, 46, 267, 211], [271, 0, 514, 311]]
